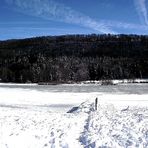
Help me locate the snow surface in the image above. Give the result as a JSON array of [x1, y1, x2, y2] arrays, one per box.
[[1, 83, 148, 148]]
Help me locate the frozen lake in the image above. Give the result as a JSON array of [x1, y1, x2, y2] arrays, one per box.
[[0, 83, 148, 94], [0, 83, 148, 113]]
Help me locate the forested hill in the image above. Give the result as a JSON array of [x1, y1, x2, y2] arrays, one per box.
[[0, 34, 148, 83]]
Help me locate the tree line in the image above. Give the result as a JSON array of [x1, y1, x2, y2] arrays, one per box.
[[0, 34, 148, 83]]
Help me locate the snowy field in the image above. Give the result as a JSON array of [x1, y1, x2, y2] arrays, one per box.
[[1, 83, 148, 147]]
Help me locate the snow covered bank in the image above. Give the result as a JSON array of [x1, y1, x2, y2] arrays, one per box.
[[81, 79, 148, 85], [1, 100, 148, 148]]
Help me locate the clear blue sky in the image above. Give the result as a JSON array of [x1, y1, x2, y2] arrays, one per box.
[[1, 0, 148, 40]]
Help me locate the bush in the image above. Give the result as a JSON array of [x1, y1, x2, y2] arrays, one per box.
[[101, 80, 114, 85]]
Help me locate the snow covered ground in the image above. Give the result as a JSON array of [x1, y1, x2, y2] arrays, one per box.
[[1, 83, 148, 148]]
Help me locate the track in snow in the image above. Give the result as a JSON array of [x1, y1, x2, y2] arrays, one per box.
[[79, 103, 148, 148]]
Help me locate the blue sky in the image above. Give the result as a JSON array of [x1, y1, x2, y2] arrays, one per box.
[[1, 0, 148, 40]]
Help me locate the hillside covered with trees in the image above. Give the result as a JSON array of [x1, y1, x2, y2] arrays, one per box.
[[0, 34, 148, 83]]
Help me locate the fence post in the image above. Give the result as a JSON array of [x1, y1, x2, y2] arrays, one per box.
[[95, 97, 98, 111]]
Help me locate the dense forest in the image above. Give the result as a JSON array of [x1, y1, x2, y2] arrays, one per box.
[[0, 34, 148, 83]]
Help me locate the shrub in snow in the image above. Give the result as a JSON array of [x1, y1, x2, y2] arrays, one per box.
[[101, 80, 114, 85]]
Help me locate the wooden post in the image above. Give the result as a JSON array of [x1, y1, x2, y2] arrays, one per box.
[[95, 97, 98, 111]]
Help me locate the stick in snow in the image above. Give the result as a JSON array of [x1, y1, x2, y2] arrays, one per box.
[[95, 98, 98, 111]]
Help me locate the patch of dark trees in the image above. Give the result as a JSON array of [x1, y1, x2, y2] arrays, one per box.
[[0, 34, 148, 83]]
